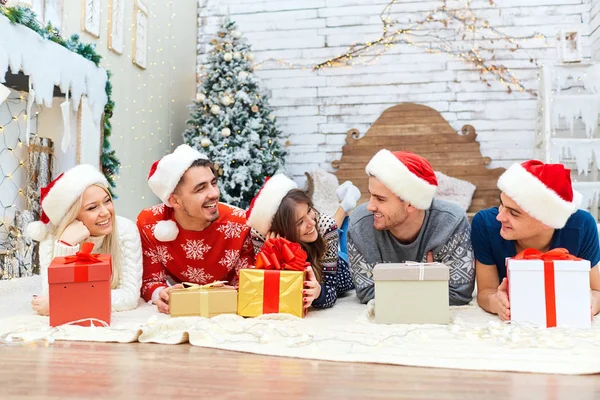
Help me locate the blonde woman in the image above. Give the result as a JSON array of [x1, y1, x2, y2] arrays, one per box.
[[27, 164, 143, 315]]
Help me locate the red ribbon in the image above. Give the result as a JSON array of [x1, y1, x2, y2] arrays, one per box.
[[63, 242, 101, 283], [255, 237, 308, 271], [255, 238, 308, 314], [514, 248, 581, 327]]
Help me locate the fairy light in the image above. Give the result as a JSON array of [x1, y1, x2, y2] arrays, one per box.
[[253, 0, 543, 96]]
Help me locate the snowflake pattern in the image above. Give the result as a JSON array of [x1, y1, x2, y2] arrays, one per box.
[[231, 207, 246, 218], [182, 266, 213, 284], [216, 221, 245, 239], [149, 204, 165, 216], [151, 270, 166, 282], [144, 245, 174, 265], [181, 239, 212, 260], [218, 250, 240, 271], [235, 257, 249, 274]]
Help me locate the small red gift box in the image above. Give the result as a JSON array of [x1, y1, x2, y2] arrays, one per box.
[[48, 242, 112, 327]]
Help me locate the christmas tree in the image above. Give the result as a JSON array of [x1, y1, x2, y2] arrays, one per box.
[[183, 19, 287, 209]]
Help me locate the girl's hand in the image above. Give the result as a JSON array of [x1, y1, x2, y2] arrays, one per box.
[[303, 265, 321, 309]]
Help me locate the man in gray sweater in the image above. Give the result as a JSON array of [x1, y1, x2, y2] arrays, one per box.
[[348, 149, 475, 305]]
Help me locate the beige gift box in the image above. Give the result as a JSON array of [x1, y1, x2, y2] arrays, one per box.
[[169, 282, 238, 318], [373, 262, 450, 325]]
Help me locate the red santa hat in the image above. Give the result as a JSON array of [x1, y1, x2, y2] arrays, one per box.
[[147, 144, 209, 242], [365, 150, 438, 210], [497, 160, 581, 229], [246, 174, 298, 236], [26, 164, 108, 241]]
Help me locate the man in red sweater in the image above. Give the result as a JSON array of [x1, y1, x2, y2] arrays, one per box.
[[137, 144, 254, 313]]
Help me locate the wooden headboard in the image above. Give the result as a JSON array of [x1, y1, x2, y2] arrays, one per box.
[[331, 103, 505, 215]]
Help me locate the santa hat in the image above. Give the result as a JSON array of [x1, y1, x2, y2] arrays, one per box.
[[497, 160, 581, 229], [246, 174, 298, 236], [147, 144, 209, 242], [26, 164, 108, 241], [365, 150, 438, 210]]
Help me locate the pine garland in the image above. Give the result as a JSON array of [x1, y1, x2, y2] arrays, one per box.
[[0, 5, 121, 197]]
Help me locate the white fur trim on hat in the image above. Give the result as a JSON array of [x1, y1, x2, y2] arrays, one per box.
[[365, 150, 437, 210], [26, 221, 49, 242], [246, 174, 298, 236], [498, 163, 580, 229], [154, 220, 179, 242], [148, 144, 208, 206], [43, 164, 108, 225]]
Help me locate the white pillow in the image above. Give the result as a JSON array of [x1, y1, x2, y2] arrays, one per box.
[[434, 171, 476, 211]]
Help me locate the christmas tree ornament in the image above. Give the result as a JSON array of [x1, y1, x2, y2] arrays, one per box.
[[246, 53, 255, 61], [196, 93, 206, 102], [231, 30, 242, 39], [268, 114, 275, 121], [183, 19, 287, 208], [221, 95, 233, 106], [223, 53, 233, 62]]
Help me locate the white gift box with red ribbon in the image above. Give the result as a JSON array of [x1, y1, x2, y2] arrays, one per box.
[[507, 257, 591, 329]]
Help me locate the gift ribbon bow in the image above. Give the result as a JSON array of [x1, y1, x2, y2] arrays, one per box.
[[513, 248, 581, 327], [182, 281, 228, 290], [63, 242, 101, 264], [255, 237, 309, 271]]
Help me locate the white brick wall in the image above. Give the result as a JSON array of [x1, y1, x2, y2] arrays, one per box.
[[592, 0, 600, 60], [198, 0, 595, 184]]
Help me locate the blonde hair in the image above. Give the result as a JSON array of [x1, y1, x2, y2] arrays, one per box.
[[52, 184, 122, 289]]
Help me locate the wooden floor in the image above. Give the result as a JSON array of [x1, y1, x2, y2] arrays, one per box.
[[0, 342, 599, 400]]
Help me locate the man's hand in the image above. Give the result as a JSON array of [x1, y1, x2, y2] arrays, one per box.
[[489, 278, 511, 321], [154, 284, 183, 314]]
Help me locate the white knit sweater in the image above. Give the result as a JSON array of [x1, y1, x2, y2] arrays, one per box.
[[39, 215, 143, 312]]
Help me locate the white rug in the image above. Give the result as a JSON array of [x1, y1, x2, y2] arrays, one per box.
[[2, 276, 600, 375]]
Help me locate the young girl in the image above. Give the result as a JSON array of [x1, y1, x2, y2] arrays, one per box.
[[246, 174, 357, 309], [27, 164, 143, 315]]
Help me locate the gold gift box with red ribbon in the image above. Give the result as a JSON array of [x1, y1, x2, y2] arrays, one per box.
[[238, 238, 307, 318], [48, 242, 112, 327]]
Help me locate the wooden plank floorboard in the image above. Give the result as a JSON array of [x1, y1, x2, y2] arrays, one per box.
[[0, 342, 598, 400]]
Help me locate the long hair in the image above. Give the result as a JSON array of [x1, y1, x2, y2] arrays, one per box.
[[52, 184, 122, 289], [270, 189, 325, 283]]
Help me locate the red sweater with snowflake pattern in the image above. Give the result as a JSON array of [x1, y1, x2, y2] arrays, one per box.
[[137, 203, 254, 301]]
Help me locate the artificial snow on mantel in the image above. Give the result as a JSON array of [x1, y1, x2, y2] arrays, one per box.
[[550, 139, 600, 175], [552, 64, 600, 94], [552, 96, 600, 137], [0, 14, 107, 124]]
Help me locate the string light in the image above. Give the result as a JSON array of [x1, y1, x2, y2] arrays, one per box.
[[254, 0, 543, 96]]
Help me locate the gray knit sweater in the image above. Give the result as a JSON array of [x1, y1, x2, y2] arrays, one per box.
[[348, 199, 475, 305]]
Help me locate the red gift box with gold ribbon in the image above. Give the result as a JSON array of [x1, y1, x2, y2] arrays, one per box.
[[507, 248, 591, 329], [48, 242, 112, 327], [237, 238, 307, 318]]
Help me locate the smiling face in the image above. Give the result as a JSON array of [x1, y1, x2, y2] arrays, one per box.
[[77, 185, 115, 237], [366, 176, 411, 231], [270, 189, 319, 244], [496, 192, 551, 241], [169, 165, 220, 224], [294, 203, 319, 244]]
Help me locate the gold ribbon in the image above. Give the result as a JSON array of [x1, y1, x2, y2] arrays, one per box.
[[181, 281, 229, 290]]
